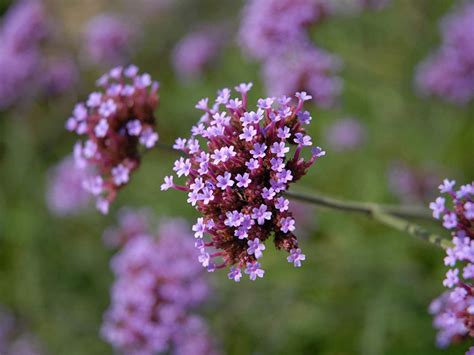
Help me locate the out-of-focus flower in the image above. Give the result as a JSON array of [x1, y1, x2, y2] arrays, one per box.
[[172, 27, 223, 81], [83, 14, 137, 66], [163, 84, 325, 280], [324, 117, 366, 151], [67, 65, 160, 214], [0, 0, 47, 109], [428, 180, 474, 352], [387, 161, 440, 204], [101, 216, 218, 355], [415, 3, 474, 105], [263, 45, 343, 108], [0, 307, 45, 355], [40, 57, 78, 97], [238, 0, 330, 60], [46, 156, 92, 216], [102, 207, 152, 247]]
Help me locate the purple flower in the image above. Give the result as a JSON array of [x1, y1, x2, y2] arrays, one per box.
[[287, 248, 306, 267], [172, 27, 223, 80], [247, 238, 266, 259], [415, 3, 474, 105], [46, 157, 91, 216], [252, 204, 272, 225], [325, 117, 366, 152], [280, 217, 296, 233], [216, 172, 234, 190], [263, 45, 342, 108], [430, 197, 446, 219], [227, 267, 242, 282], [245, 262, 265, 281], [84, 14, 136, 65], [67, 66, 160, 213], [101, 215, 217, 355], [163, 86, 323, 279]]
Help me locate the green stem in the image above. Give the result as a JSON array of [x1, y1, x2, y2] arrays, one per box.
[[284, 190, 451, 249], [370, 210, 452, 250], [284, 190, 432, 220]]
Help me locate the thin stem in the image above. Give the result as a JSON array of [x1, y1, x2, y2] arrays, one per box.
[[370, 210, 452, 250], [284, 190, 432, 220]]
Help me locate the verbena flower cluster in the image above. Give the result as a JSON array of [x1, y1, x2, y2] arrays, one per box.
[[162, 84, 325, 281], [67, 65, 160, 214], [428, 179, 474, 352], [238, 0, 342, 107], [101, 215, 218, 355], [0, 307, 44, 355], [415, 3, 474, 105], [84, 14, 137, 66], [46, 156, 92, 216], [262, 45, 342, 108], [0, 0, 78, 108], [172, 27, 223, 81]]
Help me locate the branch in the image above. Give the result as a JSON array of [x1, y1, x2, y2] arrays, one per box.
[[284, 190, 432, 220]]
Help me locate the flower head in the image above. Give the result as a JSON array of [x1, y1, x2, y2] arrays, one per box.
[[67, 65, 159, 213], [429, 180, 474, 351], [101, 215, 217, 355], [164, 85, 324, 280]]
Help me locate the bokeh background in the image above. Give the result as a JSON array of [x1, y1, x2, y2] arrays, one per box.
[[0, 0, 473, 354]]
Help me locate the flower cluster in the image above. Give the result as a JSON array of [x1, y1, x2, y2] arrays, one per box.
[[83, 14, 137, 66], [67, 65, 160, 214], [101, 216, 218, 355], [238, 0, 342, 107], [428, 179, 474, 352], [0, 0, 79, 108], [262, 45, 342, 108], [172, 27, 223, 81], [46, 156, 92, 216], [415, 3, 474, 105], [162, 84, 324, 281], [0, 0, 47, 108], [238, 0, 330, 60], [0, 306, 44, 355]]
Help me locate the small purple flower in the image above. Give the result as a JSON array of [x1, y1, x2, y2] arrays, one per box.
[[443, 269, 459, 288], [430, 197, 446, 219], [161, 176, 174, 191], [270, 142, 290, 157], [245, 262, 265, 281], [250, 143, 267, 159], [287, 248, 306, 267], [228, 267, 243, 282], [216, 172, 234, 190], [251, 204, 272, 225], [443, 212, 457, 230], [126, 119, 142, 136], [111, 164, 130, 186], [280, 217, 296, 233], [94, 119, 109, 138], [139, 128, 159, 148], [235, 173, 251, 188], [439, 179, 456, 193], [247, 238, 266, 259], [275, 197, 289, 212]]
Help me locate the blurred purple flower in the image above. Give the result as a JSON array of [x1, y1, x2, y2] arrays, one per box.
[[0, 307, 44, 355], [415, 3, 474, 105], [40, 57, 78, 97], [172, 28, 223, 81], [238, 0, 330, 60], [102, 207, 152, 248], [0, 0, 47, 109], [46, 156, 91, 216], [101, 216, 219, 355], [325, 117, 366, 152], [263, 45, 343, 108], [83, 14, 137, 66], [387, 161, 440, 204], [428, 180, 474, 352]]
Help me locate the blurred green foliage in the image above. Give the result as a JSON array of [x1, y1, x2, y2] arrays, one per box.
[[0, 0, 473, 354]]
